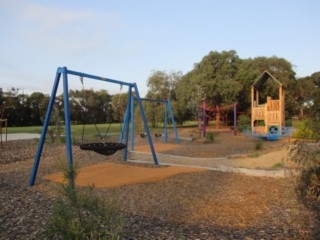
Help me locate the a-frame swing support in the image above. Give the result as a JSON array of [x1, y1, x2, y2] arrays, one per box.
[[29, 67, 158, 186], [129, 97, 180, 151]]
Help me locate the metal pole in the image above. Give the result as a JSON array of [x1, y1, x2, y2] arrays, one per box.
[[62, 67, 75, 188], [133, 83, 158, 165], [123, 87, 132, 161], [164, 101, 168, 143], [130, 96, 135, 151], [120, 103, 129, 142], [168, 100, 180, 144], [29, 69, 61, 186]]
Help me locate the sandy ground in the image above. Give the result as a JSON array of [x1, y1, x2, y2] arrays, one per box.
[[44, 139, 292, 188], [45, 162, 206, 188]]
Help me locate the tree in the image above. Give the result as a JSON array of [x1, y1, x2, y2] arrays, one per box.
[[187, 85, 205, 138], [2, 88, 30, 126], [293, 77, 316, 118], [28, 92, 49, 125], [310, 72, 320, 118], [112, 93, 128, 122], [69, 89, 112, 124], [146, 70, 181, 101], [145, 70, 181, 127], [176, 50, 242, 122]]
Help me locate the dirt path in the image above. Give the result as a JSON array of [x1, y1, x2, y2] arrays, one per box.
[[131, 143, 291, 170]]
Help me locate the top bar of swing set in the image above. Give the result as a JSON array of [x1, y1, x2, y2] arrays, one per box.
[[132, 97, 169, 103], [58, 67, 133, 87]]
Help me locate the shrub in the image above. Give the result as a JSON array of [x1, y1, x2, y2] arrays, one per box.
[[237, 114, 251, 132], [206, 132, 215, 141], [289, 117, 320, 238], [289, 140, 320, 211], [271, 162, 284, 170], [254, 141, 263, 150], [47, 165, 123, 239]]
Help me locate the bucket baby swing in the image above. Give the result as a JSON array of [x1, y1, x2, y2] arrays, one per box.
[[78, 76, 125, 155], [29, 67, 159, 187]]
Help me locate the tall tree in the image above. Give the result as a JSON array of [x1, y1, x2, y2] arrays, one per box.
[[176, 50, 242, 121], [146, 70, 181, 100], [28, 92, 49, 125], [293, 77, 316, 118], [145, 70, 181, 126]]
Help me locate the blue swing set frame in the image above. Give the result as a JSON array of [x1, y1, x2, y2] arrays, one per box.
[[29, 67, 158, 187], [129, 97, 180, 151]]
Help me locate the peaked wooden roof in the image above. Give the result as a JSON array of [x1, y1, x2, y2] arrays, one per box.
[[251, 71, 282, 89]]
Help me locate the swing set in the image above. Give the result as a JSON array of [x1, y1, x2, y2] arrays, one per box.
[[130, 97, 180, 151], [29, 67, 159, 187]]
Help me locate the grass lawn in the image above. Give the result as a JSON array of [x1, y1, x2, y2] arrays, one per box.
[[6, 122, 181, 138], [7, 124, 123, 137]]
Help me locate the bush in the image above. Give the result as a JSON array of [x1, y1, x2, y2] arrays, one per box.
[[289, 140, 320, 211], [254, 141, 263, 150], [289, 117, 320, 219], [237, 114, 251, 132], [206, 132, 215, 141], [47, 166, 123, 239]]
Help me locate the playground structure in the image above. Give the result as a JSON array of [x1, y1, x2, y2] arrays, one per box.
[[200, 102, 237, 137], [29, 67, 159, 186], [130, 97, 180, 150], [246, 71, 292, 140], [0, 107, 7, 148]]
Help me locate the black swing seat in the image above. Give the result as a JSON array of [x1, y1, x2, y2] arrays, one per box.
[[80, 142, 126, 155]]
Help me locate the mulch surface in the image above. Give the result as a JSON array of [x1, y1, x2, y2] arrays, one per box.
[[0, 136, 319, 239]]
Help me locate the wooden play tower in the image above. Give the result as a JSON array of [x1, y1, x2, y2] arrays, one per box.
[[251, 71, 285, 136]]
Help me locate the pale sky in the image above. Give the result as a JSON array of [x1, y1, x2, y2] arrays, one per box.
[[1, 0, 319, 97]]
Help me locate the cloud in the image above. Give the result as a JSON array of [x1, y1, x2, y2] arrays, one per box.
[[22, 3, 92, 28], [1, 1, 123, 56]]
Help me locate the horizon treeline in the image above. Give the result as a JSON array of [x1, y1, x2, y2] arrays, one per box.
[[1, 50, 319, 127]]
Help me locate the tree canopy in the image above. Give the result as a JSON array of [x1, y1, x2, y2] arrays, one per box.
[[1, 50, 319, 126]]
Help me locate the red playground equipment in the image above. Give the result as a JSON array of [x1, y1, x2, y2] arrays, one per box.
[[200, 102, 237, 137]]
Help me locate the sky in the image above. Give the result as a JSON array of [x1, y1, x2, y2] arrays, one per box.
[[0, 0, 319, 97]]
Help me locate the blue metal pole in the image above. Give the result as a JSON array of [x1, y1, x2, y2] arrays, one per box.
[[119, 104, 128, 142], [133, 83, 158, 165], [164, 101, 168, 143], [123, 87, 132, 160], [168, 100, 180, 144], [66, 69, 132, 87], [130, 96, 135, 151], [29, 70, 61, 186], [62, 67, 75, 188]]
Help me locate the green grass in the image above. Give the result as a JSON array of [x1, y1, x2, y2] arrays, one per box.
[[271, 162, 284, 169], [7, 122, 176, 138], [7, 123, 123, 137], [248, 152, 260, 158], [6, 125, 43, 134], [7, 120, 202, 137]]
